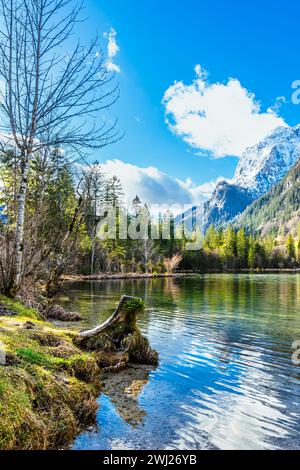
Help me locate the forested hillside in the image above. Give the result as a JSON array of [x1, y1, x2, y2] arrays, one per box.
[[236, 159, 300, 237]]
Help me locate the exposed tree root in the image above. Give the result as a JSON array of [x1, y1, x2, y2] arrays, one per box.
[[0, 295, 158, 449], [75, 296, 159, 366]]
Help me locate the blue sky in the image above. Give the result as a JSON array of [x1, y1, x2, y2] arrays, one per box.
[[76, 0, 300, 206]]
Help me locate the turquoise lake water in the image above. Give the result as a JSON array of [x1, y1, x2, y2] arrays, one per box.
[[56, 274, 300, 450]]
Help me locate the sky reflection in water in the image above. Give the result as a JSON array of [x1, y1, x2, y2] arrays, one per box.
[[56, 274, 300, 450]]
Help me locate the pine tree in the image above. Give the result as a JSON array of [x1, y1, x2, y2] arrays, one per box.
[[105, 176, 124, 208], [263, 236, 275, 268], [132, 195, 142, 216], [223, 226, 236, 261], [81, 163, 105, 275], [236, 228, 247, 266], [248, 236, 256, 269], [217, 228, 224, 247], [286, 234, 296, 260], [204, 225, 218, 251]]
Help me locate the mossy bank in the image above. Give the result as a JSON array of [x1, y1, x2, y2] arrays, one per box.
[[0, 295, 158, 450]]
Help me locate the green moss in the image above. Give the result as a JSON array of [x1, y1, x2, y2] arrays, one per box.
[[0, 365, 98, 450], [123, 297, 145, 316], [0, 295, 40, 320], [0, 369, 41, 450], [16, 348, 51, 367], [122, 330, 159, 365]]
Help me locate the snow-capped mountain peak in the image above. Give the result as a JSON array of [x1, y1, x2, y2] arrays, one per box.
[[233, 125, 300, 196], [203, 124, 300, 231]]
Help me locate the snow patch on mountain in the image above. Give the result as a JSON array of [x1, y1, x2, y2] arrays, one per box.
[[204, 124, 300, 230], [233, 125, 300, 196]]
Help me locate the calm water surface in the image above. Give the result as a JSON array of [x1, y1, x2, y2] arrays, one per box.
[[56, 274, 300, 450]]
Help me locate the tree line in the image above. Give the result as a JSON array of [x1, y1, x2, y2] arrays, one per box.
[[183, 224, 300, 272], [0, 0, 299, 299], [0, 155, 184, 295], [1, 149, 299, 297]]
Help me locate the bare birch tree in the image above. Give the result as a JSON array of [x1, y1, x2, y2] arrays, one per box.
[[0, 0, 119, 294]]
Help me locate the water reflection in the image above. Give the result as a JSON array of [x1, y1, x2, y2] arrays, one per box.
[[101, 365, 153, 426], [57, 274, 300, 450]]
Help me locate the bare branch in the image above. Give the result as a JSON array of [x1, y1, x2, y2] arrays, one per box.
[[0, 0, 120, 292]]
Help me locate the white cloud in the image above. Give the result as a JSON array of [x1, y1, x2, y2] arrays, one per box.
[[107, 28, 119, 59], [177, 176, 226, 202], [100, 159, 219, 207], [163, 65, 287, 158], [103, 28, 120, 73], [105, 60, 120, 73]]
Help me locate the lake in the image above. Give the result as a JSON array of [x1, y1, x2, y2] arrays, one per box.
[[56, 274, 300, 450]]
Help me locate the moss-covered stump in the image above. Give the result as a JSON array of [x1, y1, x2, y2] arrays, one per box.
[[75, 296, 159, 367], [0, 295, 158, 450]]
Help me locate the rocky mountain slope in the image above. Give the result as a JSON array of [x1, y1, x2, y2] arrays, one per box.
[[203, 181, 255, 230], [204, 125, 300, 231]]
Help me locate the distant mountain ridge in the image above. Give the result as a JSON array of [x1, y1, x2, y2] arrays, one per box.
[[204, 125, 300, 231], [203, 182, 255, 230]]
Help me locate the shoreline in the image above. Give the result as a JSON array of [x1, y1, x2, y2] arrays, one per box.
[[0, 296, 100, 450], [61, 269, 300, 283], [0, 295, 156, 450], [61, 273, 186, 282]]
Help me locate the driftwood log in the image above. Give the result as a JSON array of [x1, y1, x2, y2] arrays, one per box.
[[75, 296, 158, 366]]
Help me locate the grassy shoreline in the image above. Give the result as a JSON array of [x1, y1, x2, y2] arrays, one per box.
[[0, 294, 157, 450], [0, 295, 102, 449]]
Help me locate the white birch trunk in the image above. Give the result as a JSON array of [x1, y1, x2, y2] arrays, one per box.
[[13, 158, 30, 290]]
